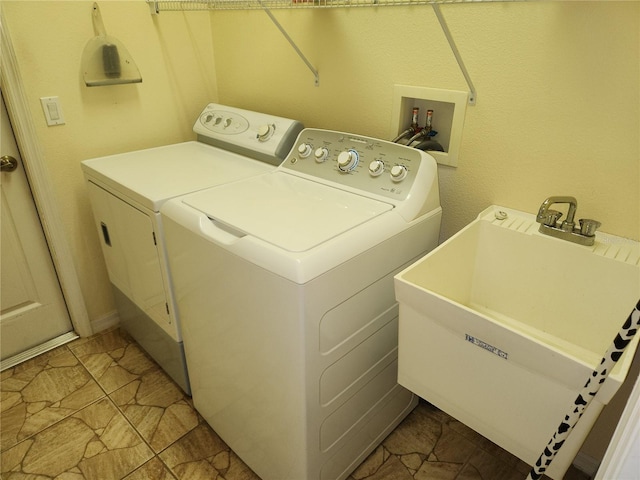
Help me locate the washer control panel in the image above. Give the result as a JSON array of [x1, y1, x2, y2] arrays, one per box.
[[281, 128, 431, 201], [193, 103, 304, 165]]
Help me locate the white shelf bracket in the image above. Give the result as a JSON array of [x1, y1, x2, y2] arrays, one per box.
[[432, 3, 476, 105], [258, 0, 319, 87]]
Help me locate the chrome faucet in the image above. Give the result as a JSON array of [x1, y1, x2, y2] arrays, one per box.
[[536, 196, 601, 246]]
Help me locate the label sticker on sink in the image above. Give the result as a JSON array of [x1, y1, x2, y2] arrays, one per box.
[[465, 334, 508, 360]]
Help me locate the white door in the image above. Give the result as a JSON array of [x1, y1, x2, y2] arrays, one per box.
[[1, 93, 73, 361]]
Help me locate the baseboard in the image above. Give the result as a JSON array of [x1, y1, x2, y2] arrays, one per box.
[[90, 310, 120, 335], [573, 452, 601, 478]]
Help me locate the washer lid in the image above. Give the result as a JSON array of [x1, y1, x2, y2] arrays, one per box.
[[182, 172, 394, 252]]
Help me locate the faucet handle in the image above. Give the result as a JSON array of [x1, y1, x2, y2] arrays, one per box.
[[538, 209, 563, 227], [579, 219, 601, 237]]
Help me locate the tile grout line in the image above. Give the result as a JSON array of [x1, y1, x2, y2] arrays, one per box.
[[67, 328, 203, 480], [67, 330, 181, 478], [1, 341, 115, 478], [1, 342, 104, 454]]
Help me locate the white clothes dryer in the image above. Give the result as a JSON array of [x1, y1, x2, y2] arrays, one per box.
[[161, 128, 442, 479], [81, 104, 303, 394]]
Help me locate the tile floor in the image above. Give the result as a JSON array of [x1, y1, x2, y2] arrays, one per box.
[[1, 327, 591, 480]]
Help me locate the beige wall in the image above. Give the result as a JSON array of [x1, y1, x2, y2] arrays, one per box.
[[2, 0, 218, 322]]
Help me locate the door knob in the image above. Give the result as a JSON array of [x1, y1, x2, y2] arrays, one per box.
[[1, 155, 18, 172]]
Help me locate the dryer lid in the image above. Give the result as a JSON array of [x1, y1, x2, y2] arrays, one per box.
[[181, 172, 394, 252]]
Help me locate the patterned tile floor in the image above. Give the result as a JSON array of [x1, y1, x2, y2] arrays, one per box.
[[1, 327, 591, 480]]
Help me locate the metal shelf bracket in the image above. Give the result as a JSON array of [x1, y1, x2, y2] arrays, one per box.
[[149, 0, 319, 86], [258, 0, 319, 86], [147, 0, 503, 94], [431, 3, 476, 105]]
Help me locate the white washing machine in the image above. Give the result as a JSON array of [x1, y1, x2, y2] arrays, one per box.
[[161, 128, 442, 479], [81, 104, 303, 394]]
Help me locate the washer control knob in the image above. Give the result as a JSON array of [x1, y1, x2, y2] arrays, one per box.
[[390, 164, 408, 182], [314, 147, 329, 163], [368, 160, 385, 176], [257, 124, 275, 142], [337, 149, 359, 172], [297, 143, 313, 158]]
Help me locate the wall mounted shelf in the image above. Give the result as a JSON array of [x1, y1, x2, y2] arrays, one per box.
[[148, 0, 524, 11], [147, 0, 525, 95], [84, 3, 142, 86]]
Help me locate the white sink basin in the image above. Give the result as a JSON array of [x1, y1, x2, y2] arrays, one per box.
[[395, 205, 640, 480]]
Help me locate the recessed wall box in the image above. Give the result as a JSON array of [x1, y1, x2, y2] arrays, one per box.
[[390, 85, 468, 167]]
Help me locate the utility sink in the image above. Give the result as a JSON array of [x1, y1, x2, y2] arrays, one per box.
[[395, 205, 640, 480]]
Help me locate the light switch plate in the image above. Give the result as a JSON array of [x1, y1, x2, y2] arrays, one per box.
[[40, 96, 65, 126]]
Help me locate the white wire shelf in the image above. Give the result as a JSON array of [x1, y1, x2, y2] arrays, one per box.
[[147, 0, 524, 93], [148, 0, 525, 11]]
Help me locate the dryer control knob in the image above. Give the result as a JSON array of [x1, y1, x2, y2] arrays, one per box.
[[298, 143, 313, 158], [314, 147, 329, 163], [368, 160, 384, 176], [337, 150, 359, 172], [390, 164, 408, 182], [257, 124, 275, 142]]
